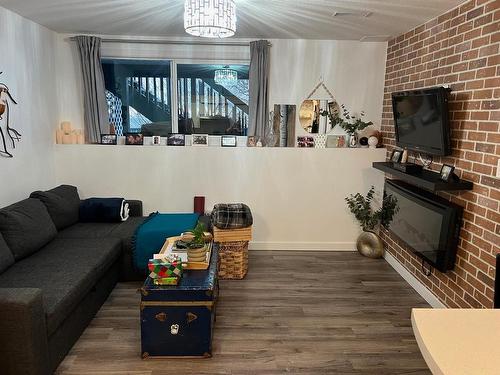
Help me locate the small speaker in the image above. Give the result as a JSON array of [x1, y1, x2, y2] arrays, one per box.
[[495, 254, 500, 309]]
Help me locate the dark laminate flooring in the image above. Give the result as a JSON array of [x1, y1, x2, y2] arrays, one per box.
[[56, 251, 431, 374]]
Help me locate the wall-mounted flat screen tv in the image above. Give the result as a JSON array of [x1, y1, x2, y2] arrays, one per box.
[[392, 87, 451, 156]]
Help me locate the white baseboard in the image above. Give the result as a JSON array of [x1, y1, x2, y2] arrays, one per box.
[[384, 252, 446, 308], [248, 241, 356, 251]]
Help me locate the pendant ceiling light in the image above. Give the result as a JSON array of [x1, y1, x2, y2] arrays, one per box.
[[214, 66, 238, 86], [184, 0, 237, 38]]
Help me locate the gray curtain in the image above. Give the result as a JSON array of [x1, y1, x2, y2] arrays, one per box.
[[248, 40, 270, 140], [75, 36, 109, 143]]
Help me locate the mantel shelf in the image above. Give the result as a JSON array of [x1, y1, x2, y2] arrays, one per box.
[[373, 162, 473, 192]]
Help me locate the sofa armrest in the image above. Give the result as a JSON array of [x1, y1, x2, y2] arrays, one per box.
[[126, 200, 143, 217], [0, 288, 50, 375]]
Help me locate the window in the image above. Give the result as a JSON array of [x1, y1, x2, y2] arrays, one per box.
[[177, 64, 249, 136], [102, 59, 172, 136], [101, 60, 249, 137]]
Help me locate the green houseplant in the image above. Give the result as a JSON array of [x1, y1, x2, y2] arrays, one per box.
[[345, 186, 399, 258], [321, 104, 373, 147]]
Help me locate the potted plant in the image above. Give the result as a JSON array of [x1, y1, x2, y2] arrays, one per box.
[[345, 186, 399, 258], [339, 105, 373, 147], [185, 222, 209, 262]]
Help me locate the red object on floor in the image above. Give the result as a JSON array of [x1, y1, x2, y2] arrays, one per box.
[[194, 196, 205, 215]]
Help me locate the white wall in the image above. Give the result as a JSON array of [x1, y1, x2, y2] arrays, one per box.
[[0, 6, 59, 207], [54, 36, 388, 137], [51, 36, 389, 250], [269, 39, 387, 136], [55, 145, 386, 250]]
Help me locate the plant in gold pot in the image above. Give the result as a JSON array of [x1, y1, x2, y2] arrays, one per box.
[[345, 186, 399, 258], [186, 223, 208, 263]]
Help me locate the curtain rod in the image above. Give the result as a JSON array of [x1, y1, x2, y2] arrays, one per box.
[[68, 37, 271, 47]]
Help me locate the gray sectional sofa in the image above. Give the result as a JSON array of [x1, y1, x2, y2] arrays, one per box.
[[0, 185, 146, 375]]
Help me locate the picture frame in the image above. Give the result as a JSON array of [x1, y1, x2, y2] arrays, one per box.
[[297, 136, 315, 148], [247, 136, 257, 147], [440, 164, 455, 182], [192, 134, 209, 147], [221, 135, 237, 147], [152, 135, 162, 146], [100, 134, 117, 145], [125, 133, 143, 146], [167, 133, 185, 146], [326, 135, 346, 148], [390, 149, 403, 163]]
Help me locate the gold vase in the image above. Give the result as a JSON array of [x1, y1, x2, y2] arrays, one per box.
[[356, 230, 384, 258]]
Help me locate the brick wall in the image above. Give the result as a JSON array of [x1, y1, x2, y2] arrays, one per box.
[[380, 0, 499, 308]]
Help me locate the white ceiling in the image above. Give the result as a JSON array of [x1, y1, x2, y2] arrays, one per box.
[[0, 0, 465, 40]]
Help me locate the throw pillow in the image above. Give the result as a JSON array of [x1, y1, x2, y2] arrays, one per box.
[[0, 198, 57, 260], [30, 185, 80, 230]]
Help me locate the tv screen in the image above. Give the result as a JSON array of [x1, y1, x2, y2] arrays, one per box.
[[385, 180, 462, 272], [392, 87, 451, 156]]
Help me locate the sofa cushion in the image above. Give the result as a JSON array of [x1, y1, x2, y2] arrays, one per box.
[[0, 232, 14, 274], [0, 198, 57, 260], [0, 237, 122, 335], [30, 185, 80, 230], [57, 217, 146, 240]]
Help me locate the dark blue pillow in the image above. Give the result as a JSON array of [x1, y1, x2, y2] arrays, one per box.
[[79, 198, 126, 223]]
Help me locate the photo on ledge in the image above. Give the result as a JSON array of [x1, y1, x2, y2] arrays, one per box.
[[297, 136, 315, 148], [326, 135, 346, 148], [192, 134, 209, 147], [391, 149, 403, 163], [101, 134, 117, 145], [125, 133, 144, 146], [221, 135, 237, 147], [167, 133, 185, 146]]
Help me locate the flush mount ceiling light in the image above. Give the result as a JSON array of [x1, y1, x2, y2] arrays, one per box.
[[184, 0, 237, 38], [214, 66, 238, 86]]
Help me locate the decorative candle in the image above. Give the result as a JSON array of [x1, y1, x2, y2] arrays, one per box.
[[56, 129, 63, 144], [61, 121, 72, 133]]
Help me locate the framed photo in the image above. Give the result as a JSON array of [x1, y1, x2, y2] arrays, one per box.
[[125, 133, 144, 146], [440, 164, 455, 182], [101, 134, 117, 145], [192, 134, 209, 146], [221, 135, 237, 147], [297, 136, 315, 148], [390, 149, 403, 163], [326, 135, 346, 148], [167, 133, 185, 146], [152, 136, 162, 145], [247, 136, 257, 147]]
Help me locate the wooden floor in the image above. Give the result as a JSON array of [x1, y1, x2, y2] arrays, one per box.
[[56, 251, 431, 374]]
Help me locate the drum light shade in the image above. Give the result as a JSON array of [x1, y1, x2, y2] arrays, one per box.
[[184, 0, 237, 38]]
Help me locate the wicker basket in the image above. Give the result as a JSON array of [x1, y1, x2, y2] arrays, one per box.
[[213, 226, 252, 242], [218, 241, 249, 280]]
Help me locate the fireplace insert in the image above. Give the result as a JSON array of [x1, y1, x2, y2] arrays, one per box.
[[384, 180, 463, 272]]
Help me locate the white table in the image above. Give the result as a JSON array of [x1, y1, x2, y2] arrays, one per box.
[[412, 308, 500, 375]]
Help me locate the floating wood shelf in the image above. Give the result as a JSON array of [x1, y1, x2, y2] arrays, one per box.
[[373, 162, 473, 192]]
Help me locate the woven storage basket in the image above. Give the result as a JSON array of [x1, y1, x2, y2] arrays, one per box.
[[218, 241, 249, 280], [213, 226, 252, 242]]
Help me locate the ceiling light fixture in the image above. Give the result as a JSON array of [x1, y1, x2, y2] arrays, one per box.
[[184, 0, 237, 38], [214, 66, 238, 86]]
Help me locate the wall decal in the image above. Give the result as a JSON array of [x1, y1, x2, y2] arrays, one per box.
[[0, 72, 21, 158]]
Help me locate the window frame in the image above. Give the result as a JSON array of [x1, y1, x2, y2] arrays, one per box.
[[101, 55, 250, 135]]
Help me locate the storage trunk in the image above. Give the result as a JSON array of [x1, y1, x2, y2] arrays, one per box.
[[140, 246, 219, 358]]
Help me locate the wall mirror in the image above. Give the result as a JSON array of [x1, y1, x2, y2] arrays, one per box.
[[300, 80, 340, 134], [299, 99, 339, 134]]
